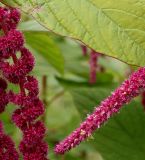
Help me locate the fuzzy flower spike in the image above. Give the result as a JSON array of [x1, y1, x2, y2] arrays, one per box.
[[0, 78, 19, 160], [55, 66, 145, 154], [0, 7, 48, 160], [0, 121, 19, 160]]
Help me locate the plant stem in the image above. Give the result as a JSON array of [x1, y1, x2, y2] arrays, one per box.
[[11, 54, 26, 96], [42, 75, 47, 106]]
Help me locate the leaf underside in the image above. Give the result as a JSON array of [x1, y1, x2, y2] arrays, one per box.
[[2, 0, 145, 66]]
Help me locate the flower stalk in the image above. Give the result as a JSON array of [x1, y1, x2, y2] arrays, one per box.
[[80, 44, 88, 56], [89, 50, 98, 84]]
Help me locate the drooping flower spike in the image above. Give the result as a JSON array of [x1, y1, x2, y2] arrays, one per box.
[[0, 7, 48, 159], [55, 66, 145, 154], [0, 78, 9, 112], [0, 77, 18, 160], [0, 7, 20, 31], [0, 121, 19, 160], [0, 48, 34, 84]]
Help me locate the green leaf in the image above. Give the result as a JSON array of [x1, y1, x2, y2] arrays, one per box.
[[71, 86, 115, 118], [2, 0, 145, 66], [57, 75, 113, 89], [19, 20, 47, 32], [57, 77, 116, 117], [24, 32, 64, 74]]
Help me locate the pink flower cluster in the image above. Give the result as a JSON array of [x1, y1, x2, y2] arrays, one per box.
[[0, 7, 48, 159], [0, 7, 20, 31], [55, 66, 145, 154], [0, 78, 18, 160], [0, 121, 19, 160], [0, 78, 8, 113]]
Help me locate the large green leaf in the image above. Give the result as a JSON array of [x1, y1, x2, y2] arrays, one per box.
[[24, 32, 64, 74], [2, 0, 145, 66]]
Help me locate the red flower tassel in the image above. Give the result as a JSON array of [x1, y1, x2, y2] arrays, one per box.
[[0, 7, 48, 159], [0, 78, 19, 159], [0, 121, 19, 160]]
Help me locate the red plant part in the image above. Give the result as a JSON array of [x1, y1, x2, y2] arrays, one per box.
[[80, 45, 104, 84], [55, 67, 145, 154], [0, 7, 48, 159], [0, 121, 19, 160], [0, 78, 18, 160], [89, 50, 98, 84], [0, 78, 9, 112], [141, 91, 145, 110], [89, 50, 104, 84], [80, 44, 88, 56]]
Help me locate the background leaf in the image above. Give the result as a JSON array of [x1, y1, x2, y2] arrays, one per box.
[[24, 32, 64, 74], [2, 0, 145, 66], [59, 79, 116, 117], [57, 76, 114, 88], [19, 20, 47, 32]]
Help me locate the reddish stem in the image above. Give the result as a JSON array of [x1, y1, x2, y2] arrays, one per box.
[[141, 91, 145, 111], [11, 53, 17, 63], [81, 45, 88, 56], [89, 50, 98, 84], [11, 53, 26, 96]]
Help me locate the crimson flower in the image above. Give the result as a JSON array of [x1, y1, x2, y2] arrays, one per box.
[[0, 7, 48, 159]]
